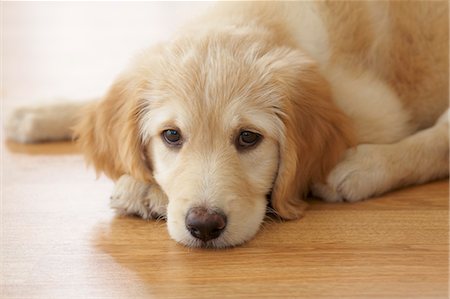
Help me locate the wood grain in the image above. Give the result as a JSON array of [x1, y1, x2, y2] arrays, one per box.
[[1, 141, 448, 299]]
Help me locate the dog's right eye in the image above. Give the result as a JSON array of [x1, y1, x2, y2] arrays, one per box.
[[236, 130, 261, 150], [162, 129, 183, 147]]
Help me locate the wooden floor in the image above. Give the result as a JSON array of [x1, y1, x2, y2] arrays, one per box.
[[2, 140, 448, 299]]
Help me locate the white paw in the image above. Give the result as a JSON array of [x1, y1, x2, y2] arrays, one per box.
[[5, 105, 74, 143], [111, 175, 168, 219], [312, 144, 393, 203], [5, 107, 46, 143]]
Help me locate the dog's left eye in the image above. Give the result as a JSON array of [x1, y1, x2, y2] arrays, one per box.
[[237, 131, 261, 149], [162, 129, 183, 147]]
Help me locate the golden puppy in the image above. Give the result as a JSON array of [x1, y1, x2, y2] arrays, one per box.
[[6, 2, 449, 248]]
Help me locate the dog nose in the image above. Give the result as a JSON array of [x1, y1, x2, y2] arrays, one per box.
[[185, 207, 227, 242]]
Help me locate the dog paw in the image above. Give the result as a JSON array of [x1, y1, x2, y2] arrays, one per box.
[[5, 104, 75, 143], [111, 175, 168, 219], [312, 144, 392, 203], [6, 107, 46, 143]]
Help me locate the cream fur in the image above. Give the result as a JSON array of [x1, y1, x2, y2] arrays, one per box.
[[111, 174, 167, 219], [5, 2, 449, 248]]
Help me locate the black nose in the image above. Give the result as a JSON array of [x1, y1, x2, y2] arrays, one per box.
[[185, 207, 227, 242]]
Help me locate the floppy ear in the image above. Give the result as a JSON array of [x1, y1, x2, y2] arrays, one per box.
[[269, 50, 356, 219], [74, 72, 153, 183]]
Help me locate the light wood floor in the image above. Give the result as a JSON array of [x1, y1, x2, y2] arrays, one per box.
[[2, 141, 448, 299]]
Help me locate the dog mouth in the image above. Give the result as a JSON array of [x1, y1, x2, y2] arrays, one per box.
[[162, 192, 273, 248], [182, 237, 232, 249]]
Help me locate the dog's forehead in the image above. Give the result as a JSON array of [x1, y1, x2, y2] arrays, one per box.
[[142, 43, 285, 137], [145, 85, 282, 138]]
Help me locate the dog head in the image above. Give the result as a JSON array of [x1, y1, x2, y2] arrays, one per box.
[[75, 27, 354, 248]]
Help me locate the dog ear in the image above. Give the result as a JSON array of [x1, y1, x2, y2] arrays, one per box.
[[269, 50, 356, 219], [74, 72, 153, 183]]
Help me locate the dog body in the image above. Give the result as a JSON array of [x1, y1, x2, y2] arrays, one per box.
[[6, 2, 449, 247]]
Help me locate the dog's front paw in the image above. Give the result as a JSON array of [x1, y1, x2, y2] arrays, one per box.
[[111, 175, 168, 219], [312, 144, 393, 203]]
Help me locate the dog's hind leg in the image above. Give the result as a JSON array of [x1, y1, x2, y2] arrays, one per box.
[[5, 101, 91, 143], [312, 109, 449, 202]]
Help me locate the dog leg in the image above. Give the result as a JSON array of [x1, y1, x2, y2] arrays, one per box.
[[110, 174, 168, 219], [5, 101, 88, 143], [312, 109, 449, 202]]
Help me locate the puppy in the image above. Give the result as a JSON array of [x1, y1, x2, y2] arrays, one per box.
[[6, 2, 449, 248]]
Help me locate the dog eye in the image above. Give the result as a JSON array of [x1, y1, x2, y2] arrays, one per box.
[[237, 131, 261, 149], [162, 129, 183, 147]]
